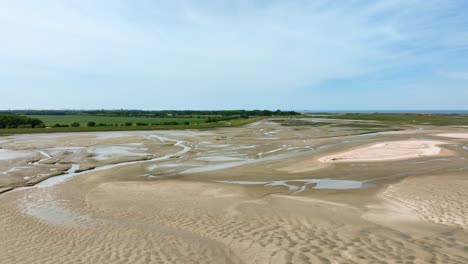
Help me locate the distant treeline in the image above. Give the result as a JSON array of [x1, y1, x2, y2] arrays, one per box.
[[0, 114, 44, 129], [85, 121, 188, 127], [0, 110, 300, 117]]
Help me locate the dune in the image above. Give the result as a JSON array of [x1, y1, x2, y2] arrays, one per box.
[[319, 140, 447, 162]]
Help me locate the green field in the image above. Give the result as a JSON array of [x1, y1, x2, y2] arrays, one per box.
[[0, 117, 267, 135], [27, 115, 207, 126], [313, 113, 468, 126], [0, 109, 300, 135]]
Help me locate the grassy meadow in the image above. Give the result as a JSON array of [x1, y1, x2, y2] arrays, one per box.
[[27, 115, 207, 126], [0, 109, 301, 135], [0, 116, 267, 135]]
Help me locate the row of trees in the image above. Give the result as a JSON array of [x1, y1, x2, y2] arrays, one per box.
[[0, 114, 44, 129], [0, 109, 300, 117], [0, 117, 196, 129], [206, 115, 246, 123], [52, 122, 80, 128], [88, 121, 190, 127]]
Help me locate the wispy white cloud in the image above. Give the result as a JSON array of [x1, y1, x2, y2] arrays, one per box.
[[0, 0, 467, 109]]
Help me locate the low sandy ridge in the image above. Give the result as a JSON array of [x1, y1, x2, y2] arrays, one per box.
[[435, 133, 468, 139], [319, 140, 447, 162]]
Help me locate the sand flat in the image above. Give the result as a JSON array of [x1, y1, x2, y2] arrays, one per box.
[[0, 119, 467, 263], [435, 133, 468, 139], [377, 174, 468, 228], [319, 140, 447, 162]]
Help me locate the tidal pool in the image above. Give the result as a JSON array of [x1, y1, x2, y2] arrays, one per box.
[[35, 164, 81, 188], [218, 178, 369, 193], [21, 197, 89, 227], [0, 149, 33, 161], [90, 145, 150, 161]]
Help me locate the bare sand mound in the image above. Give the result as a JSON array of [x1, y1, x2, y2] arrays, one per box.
[[320, 140, 447, 162], [435, 133, 468, 139]]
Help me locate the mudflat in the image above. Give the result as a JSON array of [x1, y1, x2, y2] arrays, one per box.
[[0, 119, 467, 263]]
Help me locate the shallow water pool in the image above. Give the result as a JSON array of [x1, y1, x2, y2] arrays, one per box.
[[218, 178, 369, 193]]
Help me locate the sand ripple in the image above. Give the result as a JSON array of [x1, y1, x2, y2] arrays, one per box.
[[379, 175, 468, 228]]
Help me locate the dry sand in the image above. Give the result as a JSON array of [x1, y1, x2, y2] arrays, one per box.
[[0, 119, 467, 263], [319, 140, 448, 162], [435, 133, 468, 139]]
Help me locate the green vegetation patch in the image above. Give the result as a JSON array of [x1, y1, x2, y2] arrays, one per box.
[[332, 123, 388, 128], [0, 114, 44, 129], [27, 115, 206, 127], [2, 109, 300, 118], [0, 116, 268, 135], [0, 110, 301, 135], [320, 113, 468, 126], [270, 119, 331, 127]]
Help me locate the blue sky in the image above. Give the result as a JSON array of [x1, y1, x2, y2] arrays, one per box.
[[1, 0, 468, 110]]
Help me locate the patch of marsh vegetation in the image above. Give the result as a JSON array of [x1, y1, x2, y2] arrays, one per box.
[[315, 113, 468, 126], [271, 119, 331, 127]]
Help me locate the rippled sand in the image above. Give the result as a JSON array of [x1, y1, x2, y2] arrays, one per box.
[[375, 174, 468, 228], [0, 119, 467, 263]]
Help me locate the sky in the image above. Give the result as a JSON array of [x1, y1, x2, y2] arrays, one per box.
[[1, 0, 468, 110]]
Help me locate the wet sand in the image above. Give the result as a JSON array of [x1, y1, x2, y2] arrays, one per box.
[[0, 119, 467, 263]]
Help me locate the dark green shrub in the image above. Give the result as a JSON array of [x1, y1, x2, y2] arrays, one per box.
[[0, 114, 43, 129], [162, 121, 178, 125]]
